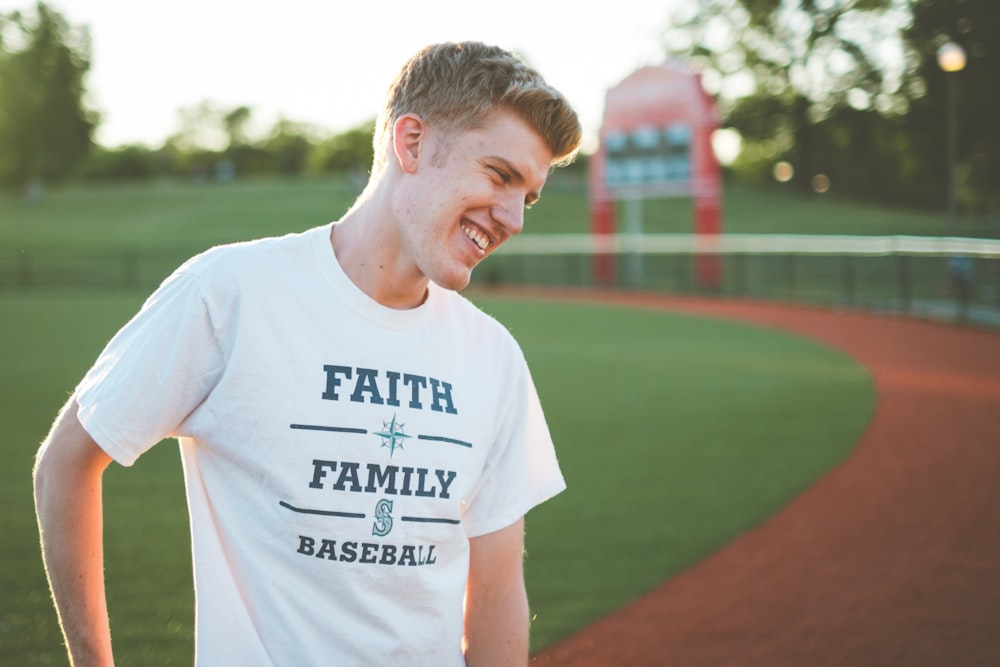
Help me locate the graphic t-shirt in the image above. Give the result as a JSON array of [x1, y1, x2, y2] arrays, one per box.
[[75, 223, 565, 666]]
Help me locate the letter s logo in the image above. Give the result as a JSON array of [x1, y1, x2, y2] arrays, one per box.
[[372, 499, 394, 537]]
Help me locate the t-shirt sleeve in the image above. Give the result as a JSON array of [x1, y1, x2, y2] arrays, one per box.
[[462, 360, 566, 538], [75, 268, 225, 466]]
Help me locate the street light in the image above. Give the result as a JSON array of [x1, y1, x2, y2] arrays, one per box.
[[937, 42, 967, 73], [937, 41, 969, 321], [937, 41, 966, 236]]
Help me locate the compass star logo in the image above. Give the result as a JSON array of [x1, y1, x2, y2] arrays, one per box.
[[375, 414, 411, 457]]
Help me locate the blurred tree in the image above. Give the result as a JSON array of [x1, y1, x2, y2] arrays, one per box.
[[808, 105, 914, 202], [76, 144, 160, 181], [219, 106, 273, 176], [0, 2, 97, 191], [165, 100, 229, 153], [900, 0, 998, 218], [662, 0, 997, 218], [263, 118, 319, 175], [223, 105, 253, 148], [162, 101, 257, 180], [306, 119, 375, 175], [662, 0, 910, 194]]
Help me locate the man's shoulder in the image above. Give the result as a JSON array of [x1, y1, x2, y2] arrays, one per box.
[[437, 289, 523, 353], [176, 224, 327, 281]]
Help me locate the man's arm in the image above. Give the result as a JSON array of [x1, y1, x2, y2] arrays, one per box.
[[33, 396, 115, 667], [463, 517, 529, 666]]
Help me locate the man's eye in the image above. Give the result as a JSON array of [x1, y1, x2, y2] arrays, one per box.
[[490, 167, 511, 184]]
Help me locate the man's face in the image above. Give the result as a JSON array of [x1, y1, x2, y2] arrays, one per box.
[[392, 108, 553, 293]]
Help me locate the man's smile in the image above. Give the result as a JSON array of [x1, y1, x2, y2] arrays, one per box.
[[461, 221, 492, 252]]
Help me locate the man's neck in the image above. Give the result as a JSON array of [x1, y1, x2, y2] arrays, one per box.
[[330, 202, 429, 310]]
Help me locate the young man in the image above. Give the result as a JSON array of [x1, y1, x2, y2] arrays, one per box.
[[33, 42, 582, 666]]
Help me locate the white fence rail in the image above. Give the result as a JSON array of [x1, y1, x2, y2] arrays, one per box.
[[502, 233, 1000, 258]]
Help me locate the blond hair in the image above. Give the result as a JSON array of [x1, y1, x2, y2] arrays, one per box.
[[371, 42, 582, 174]]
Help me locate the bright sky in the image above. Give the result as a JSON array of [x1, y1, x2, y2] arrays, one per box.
[[5, 0, 685, 151]]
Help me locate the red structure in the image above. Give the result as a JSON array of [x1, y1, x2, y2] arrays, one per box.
[[589, 62, 722, 288]]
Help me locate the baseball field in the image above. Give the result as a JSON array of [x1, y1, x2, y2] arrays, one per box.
[[2, 176, 997, 664]]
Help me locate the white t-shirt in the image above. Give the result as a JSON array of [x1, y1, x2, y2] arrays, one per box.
[[75, 223, 565, 666]]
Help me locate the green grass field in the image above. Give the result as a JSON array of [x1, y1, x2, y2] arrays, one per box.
[[2, 172, 993, 253], [1, 288, 874, 662]]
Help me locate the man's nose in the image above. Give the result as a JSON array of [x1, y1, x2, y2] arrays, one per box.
[[493, 193, 525, 236]]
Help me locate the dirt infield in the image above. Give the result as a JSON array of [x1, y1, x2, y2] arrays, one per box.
[[526, 290, 1000, 667]]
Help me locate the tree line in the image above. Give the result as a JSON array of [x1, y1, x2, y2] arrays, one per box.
[[0, 3, 375, 190], [664, 0, 997, 223], [1, 1, 996, 227], [78, 103, 376, 186]]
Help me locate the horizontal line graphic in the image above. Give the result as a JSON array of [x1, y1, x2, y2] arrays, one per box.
[[290, 423, 368, 435], [279, 501, 365, 519], [401, 516, 461, 525], [417, 434, 473, 448]]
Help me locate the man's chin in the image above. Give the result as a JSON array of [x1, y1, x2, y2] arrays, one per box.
[[432, 269, 474, 293]]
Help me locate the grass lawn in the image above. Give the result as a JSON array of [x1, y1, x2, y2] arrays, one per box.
[[2, 291, 874, 662], [0, 177, 358, 252], [2, 173, 994, 254]]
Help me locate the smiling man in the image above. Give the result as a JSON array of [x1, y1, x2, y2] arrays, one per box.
[[34, 42, 581, 666]]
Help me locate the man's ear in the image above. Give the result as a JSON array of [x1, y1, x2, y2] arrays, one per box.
[[392, 114, 425, 174]]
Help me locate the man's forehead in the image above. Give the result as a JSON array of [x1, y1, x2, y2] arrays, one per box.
[[474, 113, 552, 174]]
